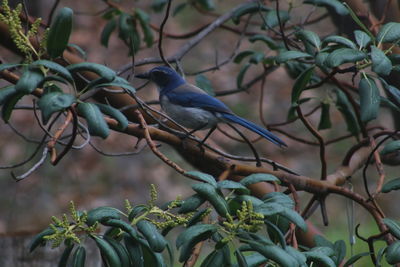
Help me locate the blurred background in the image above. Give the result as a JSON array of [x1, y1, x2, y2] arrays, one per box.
[[0, 0, 398, 264]]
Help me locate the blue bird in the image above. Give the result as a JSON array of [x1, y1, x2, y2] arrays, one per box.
[[136, 66, 287, 148]]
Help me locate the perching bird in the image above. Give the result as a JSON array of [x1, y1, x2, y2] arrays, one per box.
[[136, 66, 287, 148]]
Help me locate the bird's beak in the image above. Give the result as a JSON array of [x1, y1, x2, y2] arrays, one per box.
[[135, 71, 150, 79]]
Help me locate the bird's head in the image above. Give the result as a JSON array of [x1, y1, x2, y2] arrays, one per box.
[[136, 66, 185, 89]]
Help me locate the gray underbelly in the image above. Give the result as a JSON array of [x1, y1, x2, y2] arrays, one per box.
[[161, 97, 219, 129]]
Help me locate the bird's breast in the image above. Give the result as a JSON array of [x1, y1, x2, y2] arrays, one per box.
[[160, 95, 219, 129]]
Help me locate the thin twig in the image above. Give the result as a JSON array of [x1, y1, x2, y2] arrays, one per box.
[[12, 147, 49, 181], [47, 0, 61, 26], [158, 0, 173, 67]]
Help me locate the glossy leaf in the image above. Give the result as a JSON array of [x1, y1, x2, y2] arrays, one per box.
[[103, 218, 140, 240], [217, 180, 250, 194], [262, 192, 294, 209], [71, 246, 86, 267], [377, 22, 400, 43], [335, 89, 359, 135], [354, 30, 371, 48], [234, 50, 254, 64], [200, 250, 224, 267], [240, 173, 279, 187], [124, 234, 144, 267], [197, 0, 215, 11], [383, 218, 400, 239], [136, 8, 154, 47], [291, 65, 315, 104], [29, 227, 55, 252], [304, 0, 348, 15], [178, 194, 205, 213], [0, 63, 20, 72], [136, 220, 167, 253], [95, 103, 128, 131], [236, 63, 251, 89], [91, 234, 122, 267], [382, 177, 400, 193], [264, 10, 289, 28], [322, 35, 356, 49], [343, 252, 369, 267], [58, 244, 74, 267], [333, 240, 346, 265], [38, 92, 76, 124], [231, 2, 270, 24], [86, 206, 121, 226], [249, 34, 279, 49], [187, 208, 210, 227], [381, 140, 400, 155], [325, 48, 366, 68], [371, 46, 392, 76], [47, 7, 73, 58], [318, 102, 332, 130], [1, 92, 24, 123], [304, 247, 336, 267], [176, 224, 218, 262], [285, 246, 307, 266], [196, 74, 215, 96], [297, 29, 321, 49], [67, 62, 116, 83], [101, 18, 117, 48], [276, 50, 311, 64], [103, 236, 131, 267], [77, 102, 110, 139], [185, 171, 217, 187], [386, 241, 400, 264], [382, 82, 400, 106], [15, 69, 44, 94], [192, 183, 228, 217], [0, 86, 16, 106], [359, 76, 380, 122], [30, 60, 73, 82], [248, 240, 298, 267]]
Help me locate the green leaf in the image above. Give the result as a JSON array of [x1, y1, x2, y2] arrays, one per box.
[[103, 219, 141, 241], [304, 0, 348, 16], [249, 34, 279, 49], [178, 194, 205, 213], [71, 246, 86, 267], [95, 103, 128, 131], [386, 241, 400, 264], [240, 173, 279, 187], [58, 244, 74, 267], [67, 43, 87, 60], [136, 220, 167, 253], [335, 89, 359, 135], [186, 171, 217, 187], [276, 50, 311, 64], [30, 60, 73, 82], [29, 228, 55, 252], [176, 224, 218, 262], [262, 192, 294, 209], [128, 205, 148, 221], [197, 0, 215, 11], [15, 69, 44, 94], [217, 180, 250, 194], [322, 35, 356, 49], [232, 2, 270, 24], [101, 18, 117, 48], [232, 195, 264, 207], [135, 8, 154, 47], [291, 65, 315, 103], [382, 83, 400, 106], [173, 3, 187, 16], [90, 234, 122, 267], [359, 76, 380, 122], [238, 252, 268, 266], [123, 234, 144, 267], [333, 240, 346, 265], [1, 92, 24, 123], [343, 252, 369, 267], [103, 237, 130, 267], [192, 183, 228, 217], [67, 62, 116, 83], [47, 7, 73, 58], [86, 206, 121, 226], [296, 29, 321, 49], [382, 177, 400, 193], [200, 250, 224, 267], [285, 246, 307, 266], [304, 248, 336, 267], [381, 140, 400, 155], [94, 81, 136, 94], [264, 10, 289, 28], [187, 208, 210, 227], [248, 240, 298, 267], [249, 52, 264, 64], [377, 22, 400, 43], [318, 102, 332, 130], [38, 92, 76, 124], [354, 30, 371, 48], [325, 48, 366, 68], [371, 46, 392, 76], [234, 50, 255, 64], [0, 63, 21, 72], [152, 0, 168, 12], [383, 218, 400, 239], [237, 63, 251, 89], [77, 102, 110, 138], [234, 249, 249, 267], [0, 86, 16, 106], [195, 74, 215, 96]]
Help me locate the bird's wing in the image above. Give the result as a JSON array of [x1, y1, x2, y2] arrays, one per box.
[[165, 83, 233, 114]]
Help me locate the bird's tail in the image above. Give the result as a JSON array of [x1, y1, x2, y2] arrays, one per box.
[[221, 113, 287, 147]]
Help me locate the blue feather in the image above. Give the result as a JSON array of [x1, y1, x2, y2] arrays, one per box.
[[221, 113, 287, 147]]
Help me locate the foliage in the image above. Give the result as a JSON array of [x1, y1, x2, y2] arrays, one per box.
[[0, 0, 400, 266]]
